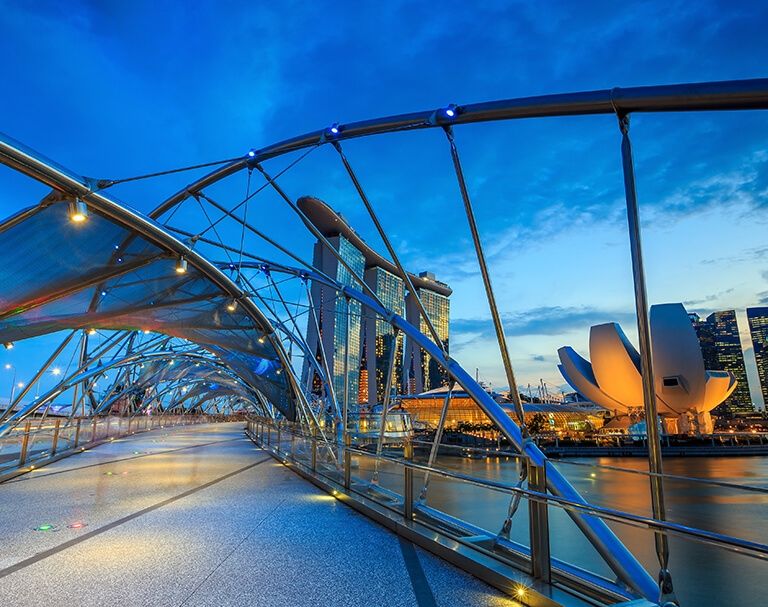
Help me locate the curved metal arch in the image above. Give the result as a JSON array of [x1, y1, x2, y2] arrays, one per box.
[[0, 349, 260, 435], [149, 77, 768, 219], [0, 133, 305, 419]]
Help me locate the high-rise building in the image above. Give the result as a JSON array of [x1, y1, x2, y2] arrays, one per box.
[[690, 310, 753, 415], [747, 307, 768, 407], [405, 273, 450, 394], [304, 234, 365, 407], [300, 196, 451, 408], [364, 266, 405, 404]]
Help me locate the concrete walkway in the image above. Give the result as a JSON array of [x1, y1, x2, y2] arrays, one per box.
[[0, 422, 513, 606]]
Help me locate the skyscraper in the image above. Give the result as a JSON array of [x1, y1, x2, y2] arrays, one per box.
[[304, 234, 365, 407], [747, 307, 768, 407], [300, 196, 451, 408], [690, 310, 753, 415], [364, 266, 404, 404], [405, 273, 451, 394]]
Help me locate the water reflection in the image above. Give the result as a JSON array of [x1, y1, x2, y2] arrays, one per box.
[[358, 452, 768, 606]]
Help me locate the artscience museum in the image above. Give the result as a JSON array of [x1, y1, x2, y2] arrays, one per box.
[[558, 303, 737, 434]]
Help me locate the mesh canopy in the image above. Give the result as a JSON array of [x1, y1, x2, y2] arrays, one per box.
[[0, 202, 296, 419]]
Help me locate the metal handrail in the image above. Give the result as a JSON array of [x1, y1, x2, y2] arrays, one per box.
[[255, 419, 768, 563]]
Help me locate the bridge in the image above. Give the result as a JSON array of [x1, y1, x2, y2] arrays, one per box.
[[1, 79, 768, 606]]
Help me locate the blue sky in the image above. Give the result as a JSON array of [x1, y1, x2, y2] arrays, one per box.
[[0, 1, 767, 405]]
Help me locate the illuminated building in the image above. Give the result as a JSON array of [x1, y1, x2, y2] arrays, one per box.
[[400, 386, 603, 436], [558, 303, 737, 434], [304, 233, 365, 406], [690, 310, 753, 415], [747, 307, 768, 407], [299, 197, 451, 406], [364, 266, 404, 404], [405, 272, 450, 394]]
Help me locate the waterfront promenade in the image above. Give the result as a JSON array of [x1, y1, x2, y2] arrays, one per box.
[[0, 423, 511, 607]]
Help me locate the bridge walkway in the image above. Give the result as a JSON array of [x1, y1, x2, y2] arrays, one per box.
[[0, 422, 513, 607]]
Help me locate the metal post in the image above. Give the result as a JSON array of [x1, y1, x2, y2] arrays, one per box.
[[74, 418, 81, 447], [276, 424, 281, 453], [19, 420, 31, 466], [404, 439, 414, 521], [51, 419, 61, 455], [92, 418, 98, 442], [528, 461, 551, 583], [343, 433, 351, 490], [342, 296, 351, 448], [618, 113, 675, 604], [442, 126, 527, 431], [311, 425, 318, 472], [419, 382, 455, 501]]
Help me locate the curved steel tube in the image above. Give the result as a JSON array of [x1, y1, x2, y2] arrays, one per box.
[[150, 77, 768, 218]]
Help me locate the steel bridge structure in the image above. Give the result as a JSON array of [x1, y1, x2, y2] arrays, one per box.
[[1, 78, 767, 607]]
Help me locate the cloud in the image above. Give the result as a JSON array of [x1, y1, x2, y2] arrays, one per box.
[[453, 305, 635, 345]]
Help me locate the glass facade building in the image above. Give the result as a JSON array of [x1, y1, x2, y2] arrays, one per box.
[[300, 196, 452, 406], [747, 307, 768, 407], [406, 275, 450, 394], [364, 266, 405, 404], [690, 310, 753, 415], [304, 235, 365, 408]]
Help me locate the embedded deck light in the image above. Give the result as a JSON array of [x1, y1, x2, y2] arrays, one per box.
[[87, 328, 97, 336], [175, 257, 188, 274], [68, 199, 89, 223]]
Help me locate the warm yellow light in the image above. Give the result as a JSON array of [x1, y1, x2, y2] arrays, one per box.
[[516, 587, 526, 598], [226, 300, 237, 312], [3, 342, 13, 350], [68, 199, 89, 223], [258, 336, 265, 344], [87, 328, 97, 336], [175, 257, 188, 274], [17, 381, 25, 388], [143, 329, 150, 334]]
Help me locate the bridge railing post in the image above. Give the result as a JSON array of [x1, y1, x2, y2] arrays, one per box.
[[528, 461, 551, 583], [343, 433, 351, 490], [404, 439, 414, 521], [74, 418, 82, 448], [51, 419, 61, 456], [19, 421, 31, 466], [311, 425, 317, 472]]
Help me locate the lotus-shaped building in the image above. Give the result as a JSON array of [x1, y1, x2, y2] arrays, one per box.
[[558, 303, 736, 434]]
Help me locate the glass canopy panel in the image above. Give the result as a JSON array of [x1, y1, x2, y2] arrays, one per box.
[[0, 201, 295, 418]]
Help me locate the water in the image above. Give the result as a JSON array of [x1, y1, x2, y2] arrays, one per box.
[[424, 454, 768, 606], [355, 451, 768, 605]]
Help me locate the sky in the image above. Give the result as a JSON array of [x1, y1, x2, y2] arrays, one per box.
[[0, 0, 767, 406]]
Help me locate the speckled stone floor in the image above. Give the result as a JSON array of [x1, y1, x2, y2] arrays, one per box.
[[0, 422, 514, 607]]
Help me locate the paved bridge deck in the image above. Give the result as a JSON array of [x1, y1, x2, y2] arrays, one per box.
[[0, 422, 512, 607]]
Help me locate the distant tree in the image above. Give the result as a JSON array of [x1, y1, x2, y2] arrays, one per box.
[[527, 413, 547, 435]]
